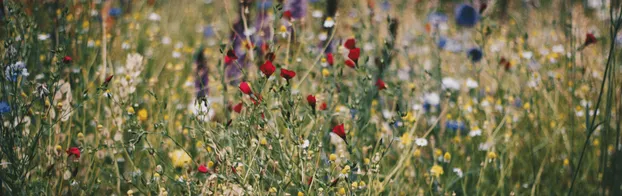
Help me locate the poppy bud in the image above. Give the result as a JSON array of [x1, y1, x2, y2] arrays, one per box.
[[66, 147, 81, 158], [260, 60, 276, 77], [376, 79, 387, 90], [332, 124, 347, 143], [198, 165, 209, 173], [233, 102, 243, 113], [280, 68, 296, 80], [63, 56, 72, 64], [306, 95, 317, 108], [345, 59, 356, 68], [239, 82, 252, 95], [344, 38, 356, 50], [348, 48, 361, 61], [326, 53, 334, 66]]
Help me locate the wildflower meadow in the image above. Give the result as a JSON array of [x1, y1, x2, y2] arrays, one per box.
[[1, 0, 622, 195]]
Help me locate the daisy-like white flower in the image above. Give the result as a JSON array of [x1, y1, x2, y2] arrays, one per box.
[[323, 17, 335, 28], [442, 77, 461, 91], [299, 140, 310, 148], [466, 78, 478, 89], [469, 126, 482, 137], [38, 34, 50, 40], [312, 10, 323, 18], [148, 13, 161, 21], [423, 92, 440, 106], [415, 138, 428, 147], [453, 168, 463, 178]]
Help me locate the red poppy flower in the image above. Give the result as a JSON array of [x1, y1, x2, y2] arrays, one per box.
[[332, 124, 346, 141], [376, 79, 387, 90], [260, 60, 276, 77], [344, 38, 356, 50], [66, 147, 80, 158], [233, 102, 243, 113], [348, 48, 360, 61], [584, 33, 597, 46], [280, 68, 296, 80], [265, 52, 276, 62], [306, 95, 317, 108], [63, 56, 72, 64], [283, 10, 292, 20], [198, 164, 209, 173], [345, 59, 356, 68], [319, 102, 327, 111], [326, 53, 334, 66], [239, 82, 252, 95]]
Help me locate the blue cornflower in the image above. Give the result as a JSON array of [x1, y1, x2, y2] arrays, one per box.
[[0, 101, 10, 114], [350, 109, 358, 119], [437, 37, 447, 49], [446, 120, 467, 134], [513, 98, 523, 108], [455, 4, 479, 27], [381, 1, 391, 11], [5, 61, 29, 82], [467, 48, 483, 62], [109, 8, 122, 17], [203, 25, 214, 38]]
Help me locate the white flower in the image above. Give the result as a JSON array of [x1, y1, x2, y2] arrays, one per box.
[[415, 138, 428, 147], [122, 42, 131, 49], [148, 13, 161, 21], [318, 32, 328, 41], [423, 92, 440, 105], [465, 78, 478, 89], [453, 168, 463, 178], [312, 10, 323, 18], [521, 51, 533, 59], [323, 18, 335, 28], [469, 128, 482, 137], [87, 40, 95, 47], [161, 37, 172, 45], [552, 45, 565, 53], [299, 140, 310, 148], [172, 51, 181, 58], [442, 77, 460, 90], [38, 34, 50, 40], [5, 61, 29, 81]]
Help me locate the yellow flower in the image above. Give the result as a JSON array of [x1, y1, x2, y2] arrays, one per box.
[[138, 109, 148, 121], [126, 107, 135, 115], [400, 133, 412, 146], [341, 165, 351, 174], [430, 165, 444, 177], [77, 132, 84, 140], [207, 161, 214, 169], [297, 192, 304, 196], [351, 181, 358, 188], [55, 145, 63, 152], [260, 138, 268, 145], [168, 149, 191, 168], [443, 152, 451, 162], [329, 154, 337, 162], [338, 187, 346, 195], [97, 124, 104, 131], [322, 68, 330, 77], [563, 159, 569, 167], [487, 151, 498, 160], [364, 158, 370, 164], [269, 187, 277, 193], [413, 149, 421, 157]]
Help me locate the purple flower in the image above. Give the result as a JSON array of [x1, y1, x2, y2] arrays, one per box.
[[285, 0, 308, 19]]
